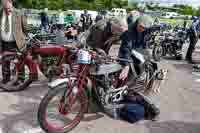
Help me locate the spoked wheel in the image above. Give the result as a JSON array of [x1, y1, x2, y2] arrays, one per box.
[[143, 63, 155, 95], [152, 45, 163, 62], [0, 56, 34, 92], [38, 79, 88, 133]]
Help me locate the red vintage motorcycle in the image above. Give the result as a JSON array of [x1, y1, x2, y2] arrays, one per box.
[[0, 34, 77, 92], [37, 47, 167, 133]]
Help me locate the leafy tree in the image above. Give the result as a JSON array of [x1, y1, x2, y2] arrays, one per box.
[[15, 0, 128, 10], [195, 7, 200, 16]]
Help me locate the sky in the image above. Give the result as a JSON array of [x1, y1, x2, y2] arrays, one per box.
[[128, 0, 200, 7]]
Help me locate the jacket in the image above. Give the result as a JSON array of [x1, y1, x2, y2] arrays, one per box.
[[118, 22, 157, 66], [80, 13, 92, 25], [190, 18, 200, 38], [0, 8, 27, 50], [86, 19, 120, 53], [127, 15, 133, 25]]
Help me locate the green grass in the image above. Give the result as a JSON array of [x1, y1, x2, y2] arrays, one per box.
[[159, 18, 192, 27]]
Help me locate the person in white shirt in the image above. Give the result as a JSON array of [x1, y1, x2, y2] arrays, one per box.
[[0, 0, 26, 84]]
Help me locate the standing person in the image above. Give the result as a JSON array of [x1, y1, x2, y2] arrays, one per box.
[[0, 0, 26, 84], [40, 11, 49, 33], [55, 24, 65, 44], [127, 12, 133, 25], [50, 14, 57, 24], [185, 17, 200, 64], [95, 12, 103, 23], [183, 17, 188, 30], [80, 10, 93, 32], [58, 10, 65, 24]]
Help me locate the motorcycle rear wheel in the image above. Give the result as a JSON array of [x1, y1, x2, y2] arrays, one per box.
[[152, 45, 163, 62], [0, 58, 35, 92]]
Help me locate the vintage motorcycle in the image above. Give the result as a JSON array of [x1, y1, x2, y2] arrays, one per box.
[[37, 46, 167, 133], [152, 29, 188, 61], [0, 34, 78, 92]]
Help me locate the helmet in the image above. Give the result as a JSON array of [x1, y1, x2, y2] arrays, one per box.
[[136, 15, 153, 29]]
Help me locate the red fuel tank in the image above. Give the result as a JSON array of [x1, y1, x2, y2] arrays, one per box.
[[33, 44, 66, 56]]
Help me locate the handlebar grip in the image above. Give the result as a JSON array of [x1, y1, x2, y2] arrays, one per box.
[[115, 58, 132, 63]]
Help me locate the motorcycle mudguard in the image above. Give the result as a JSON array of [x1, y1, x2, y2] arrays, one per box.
[[131, 50, 145, 64], [48, 78, 70, 88], [48, 77, 92, 94], [90, 63, 122, 76]]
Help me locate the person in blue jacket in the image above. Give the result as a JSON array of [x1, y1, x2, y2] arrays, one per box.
[[118, 15, 155, 80], [118, 15, 160, 121]]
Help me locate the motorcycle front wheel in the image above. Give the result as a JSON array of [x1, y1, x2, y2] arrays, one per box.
[[38, 82, 88, 133]]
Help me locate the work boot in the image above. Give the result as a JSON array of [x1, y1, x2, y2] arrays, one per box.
[[149, 104, 160, 121], [145, 103, 160, 121]]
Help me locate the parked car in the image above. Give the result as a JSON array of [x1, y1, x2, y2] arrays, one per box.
[[161, 12, 179, 19], [110, 8, 127, 17]]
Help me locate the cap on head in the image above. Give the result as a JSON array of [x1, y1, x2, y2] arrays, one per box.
[[109, 17, 128, 29], [137, 15, 153, 29]]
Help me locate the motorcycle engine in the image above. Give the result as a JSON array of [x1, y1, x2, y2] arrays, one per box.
[[92, 64, 128, 109], [40, 55, 61, 79]]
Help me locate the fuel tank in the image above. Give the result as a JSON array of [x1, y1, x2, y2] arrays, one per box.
[[32, 44, 66, 56]]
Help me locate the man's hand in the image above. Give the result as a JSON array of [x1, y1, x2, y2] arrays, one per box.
[[119, 65, 130, 80]]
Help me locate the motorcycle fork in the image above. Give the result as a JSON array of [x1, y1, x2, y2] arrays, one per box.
[[77, 65, 90, 112], [59, 79, 74, 115]]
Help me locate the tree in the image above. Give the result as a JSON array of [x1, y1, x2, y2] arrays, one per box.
[[173, 4, 195, 15], [48, 0, 64, 10], [15, 0, 129, 10], [195, 7, 200, 16]]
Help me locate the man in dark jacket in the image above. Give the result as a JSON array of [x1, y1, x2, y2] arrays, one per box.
[[185, 17, 200, 64], [118, 15, 160, 120], [127, 13, 133, 25], [80, 10, 93, 32], [95, 12, 103, 23], [41, 11, 49, 33], [119, 15, 154, 80]]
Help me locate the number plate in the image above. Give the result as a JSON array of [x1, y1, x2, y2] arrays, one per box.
[[77, 49, 91, 64]]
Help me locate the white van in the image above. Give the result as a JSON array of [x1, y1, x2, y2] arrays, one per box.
[[161, 12, 179, 19], [111, 8, 127, 17]]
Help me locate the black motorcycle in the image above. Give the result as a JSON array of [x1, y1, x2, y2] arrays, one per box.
[[153, 29, 187, 61]]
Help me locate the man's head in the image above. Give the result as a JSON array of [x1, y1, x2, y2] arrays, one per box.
[[109, 17, 128, 35], [1, 0, 14, 14], [136, 15, 153, 33], [84, 10, 88, 14]]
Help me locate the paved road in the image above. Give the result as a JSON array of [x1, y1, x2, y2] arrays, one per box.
[[0, 43, 200, 133]]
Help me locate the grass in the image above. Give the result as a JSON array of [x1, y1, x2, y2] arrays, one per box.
[[159, 18, 192, 27]]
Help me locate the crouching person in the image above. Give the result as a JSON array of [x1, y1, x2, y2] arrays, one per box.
[[117, 15, 160, 122]]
